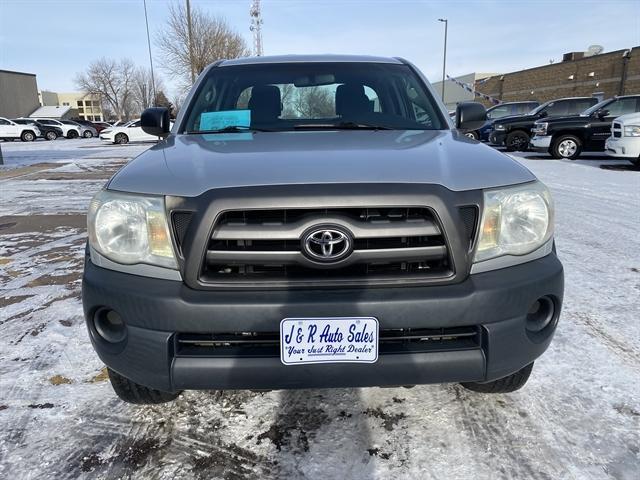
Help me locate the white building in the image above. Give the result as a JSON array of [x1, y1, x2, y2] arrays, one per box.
[[432, 72, 499, 110]]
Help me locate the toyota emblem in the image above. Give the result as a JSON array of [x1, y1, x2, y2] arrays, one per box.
[[302, 227, 353, 262]]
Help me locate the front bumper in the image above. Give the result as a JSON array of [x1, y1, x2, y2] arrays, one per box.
[[82, 253, 564, 392], [530, 135, 552, 152], [605, 137, 640, 159], [488, 131, 506, 145]]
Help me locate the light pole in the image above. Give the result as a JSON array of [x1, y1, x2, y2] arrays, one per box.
[[186, 0, 195, 83], [438, 18, 448, 104], [143, 0, 156, 105]]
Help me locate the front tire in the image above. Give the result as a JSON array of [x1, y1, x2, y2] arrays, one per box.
[[114, 133, 129, 145], [552, 135, 582, 160], [21, 130, 36, 142], [45, 131, 58, 140], [461, 362, 534, 393], [67, 129, 79, 139], [83, 130, 93, 138], [107, 368, 180, 404], [464, 131, 479, 140], [505, 130, 530, 151]]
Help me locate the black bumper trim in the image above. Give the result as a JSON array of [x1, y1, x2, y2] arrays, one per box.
[[82, 253, 563, 391]]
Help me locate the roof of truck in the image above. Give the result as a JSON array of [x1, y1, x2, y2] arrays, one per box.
[[220, 54, 404, 66]]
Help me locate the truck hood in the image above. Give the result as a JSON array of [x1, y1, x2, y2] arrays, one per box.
[[108, 130, 536, 197]]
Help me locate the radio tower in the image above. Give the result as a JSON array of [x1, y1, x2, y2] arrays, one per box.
[[249, 0, 263, 56]]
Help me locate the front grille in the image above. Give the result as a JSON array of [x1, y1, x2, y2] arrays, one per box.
[[175, 326, 481, 358], [201, 207, 453, 285], [613, 131, 622, 138]]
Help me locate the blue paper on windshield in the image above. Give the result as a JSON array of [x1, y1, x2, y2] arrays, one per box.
[[199, 109, 251, 131]]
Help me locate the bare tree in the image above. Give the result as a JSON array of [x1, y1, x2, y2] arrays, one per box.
[[75, 58, 137, 121], [156, 2, 249, 89], [132, 67, 166, 113], [294, 87, 335, 118]]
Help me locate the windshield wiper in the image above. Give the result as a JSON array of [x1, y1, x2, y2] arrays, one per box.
[[293, 121, 392, 130], [186, 125, 273, 134]]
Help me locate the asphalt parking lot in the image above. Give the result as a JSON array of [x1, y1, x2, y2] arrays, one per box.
[[0, 138, 638, 479]]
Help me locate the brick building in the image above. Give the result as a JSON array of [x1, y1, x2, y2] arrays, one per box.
[[476, 47, 640, 106]]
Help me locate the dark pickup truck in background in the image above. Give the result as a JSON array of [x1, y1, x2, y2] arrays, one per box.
[[465, 101, 539, 141], [530, 95, 640, 159], [489, 97, 598, 151]]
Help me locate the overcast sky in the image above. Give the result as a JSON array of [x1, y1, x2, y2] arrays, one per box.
[[1, 0, 638, 98]]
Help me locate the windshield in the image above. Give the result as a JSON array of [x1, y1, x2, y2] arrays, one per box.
[[581, 99, 612, 116], [528, 101, 555, 116], [182, 62, 446, 133]]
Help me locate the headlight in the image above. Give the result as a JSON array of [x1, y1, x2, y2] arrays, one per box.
[[624, 125, 640, 137], [88, 190, 177, 269], [534, 122, 548, 135], [474, 182, 554, 263], [494, 124, 505, 131]]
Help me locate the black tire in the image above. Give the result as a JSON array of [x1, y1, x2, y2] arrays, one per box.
[[67, 129, 79, 139], [21, 130, 36, 142], [551, 134, 582, 160], [464, 131, 480, 140], [107, 368, 180, 404], [45, 130, 58, 141], [83, 130, 93, 138], [461, 362, 534, 393], [505, 130, 530, 152], [115, 133, 129, 145]]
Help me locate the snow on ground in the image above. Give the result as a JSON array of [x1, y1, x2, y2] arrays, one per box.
[[0, 140, 638, 480]]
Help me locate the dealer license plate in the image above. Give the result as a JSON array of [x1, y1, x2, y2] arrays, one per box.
[[280, 317, 379, 365]]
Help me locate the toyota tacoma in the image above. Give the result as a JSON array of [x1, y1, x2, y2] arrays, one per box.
[[82, 55, 563, 404]]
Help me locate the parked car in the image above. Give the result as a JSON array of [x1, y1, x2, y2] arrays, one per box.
[[74, 119, 107, 135], [60, 119, 97, 138], [12, 118, 62, 140], [605, 112, 640, 165], [0, 117, 40, 141], [30, 118, 81, 138], [489, 97, 598, 151], [99, 119, 171, 144], [83, 54, 563, 404], [465, 101, 539, 141], [531, 95, 640, 159]]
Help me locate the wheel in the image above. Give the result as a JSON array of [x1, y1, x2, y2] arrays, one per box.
[[67, 129, 79, 139], [83, 130, 93, 138], [461, 362, 534, 393], [505, 130, 530, 152], [20, 130, 36, 142], [114, 133, 129, 145], [552, 135, 582, 160], [107, 368, 180, 404], [45, 130, 58, 141], [464, 131, 479, 140]]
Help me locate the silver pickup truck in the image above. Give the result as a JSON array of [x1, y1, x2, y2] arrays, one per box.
[[82, 55, 563, 404]]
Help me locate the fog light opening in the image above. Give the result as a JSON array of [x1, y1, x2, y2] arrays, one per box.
[[526, 296, 555, 333], [93, 308, 127, 344]]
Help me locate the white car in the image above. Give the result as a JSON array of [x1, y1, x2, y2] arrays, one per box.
[[100, 119, 171, 144], [0, 117, 40, 142], [30, 118, 81, 139], [606, 112, 640, 166], [61, 120, 97, 138]]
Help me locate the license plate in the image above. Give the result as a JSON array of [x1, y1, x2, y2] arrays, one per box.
[[280, 317, 379, 365]]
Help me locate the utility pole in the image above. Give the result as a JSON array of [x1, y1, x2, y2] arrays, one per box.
[[186, 0, 195, 82], [143, 0, 156, 105], [438, 18, 448, 104], [250, 0, 264, 56]]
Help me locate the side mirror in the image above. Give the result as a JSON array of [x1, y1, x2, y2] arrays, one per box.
[[456, 102, 487, 132], [538, 111, 548, 118], [141, 107, 170, 137], [596, 109, 609, 119]]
